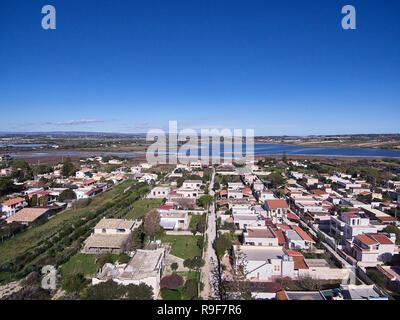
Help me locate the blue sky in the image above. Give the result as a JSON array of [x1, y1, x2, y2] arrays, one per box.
[[0, 0, 399, 136]]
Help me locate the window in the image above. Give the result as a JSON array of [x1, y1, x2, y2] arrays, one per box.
[[274, 265, 280, 272], [102, 228, 106, 233]]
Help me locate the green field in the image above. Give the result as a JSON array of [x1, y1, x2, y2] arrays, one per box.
[[0, 180, 134, 263], [159, 235, 202, 259], [124, 198, 164, 219], [60, 253, 99, 277], [188, 214, 202, 229]]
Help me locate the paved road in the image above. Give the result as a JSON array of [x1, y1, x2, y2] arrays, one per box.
[[201, 168, 219, 299]]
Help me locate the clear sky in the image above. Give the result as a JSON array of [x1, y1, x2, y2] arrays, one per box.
[[0, 0, 399, 136]]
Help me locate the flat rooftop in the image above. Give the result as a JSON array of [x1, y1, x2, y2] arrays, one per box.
[[304, 259, 330, 268], [234, 245, 284, 261]]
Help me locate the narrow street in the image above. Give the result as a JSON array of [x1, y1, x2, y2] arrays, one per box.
[[201, 167, 219, 299]]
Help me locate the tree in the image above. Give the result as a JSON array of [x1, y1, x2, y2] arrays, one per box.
[[11, 160, 33, 182], [0, 177, 18, 197], [196, 195, 213, 210], [122, 227, 145, 251], [30, 194, 38, 207], [39, 195, 49, 206], [213, 182, 220, 190], [85, 280, 125, 300], [144, 209, 161, 238], [214, 234, 232, 258], [160, 274, 184, 289], [183, 279, 198, 300], [61, 158, 76, 178], [183, 256, 205, 270], [170, 262, 178, 272], [62, 273, 87, 293], [384, 225, 400, 245], [267, 172, 286, 188], [196, 213, 207, 234], [58, 188, 76, 202], [125, 283, 153, 300]]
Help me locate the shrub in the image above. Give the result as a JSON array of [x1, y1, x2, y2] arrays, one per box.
[[160, 288, 181, 300], [160, 274, 184, 289], [183, 279, 198, 300]]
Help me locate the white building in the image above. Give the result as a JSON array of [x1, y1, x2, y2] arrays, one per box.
[[235, 245, 295, 281], [148, 186, 170, 199], [243, 227, 279, 246], [182, 180, 202, 189], [92, 248, 165, 297]]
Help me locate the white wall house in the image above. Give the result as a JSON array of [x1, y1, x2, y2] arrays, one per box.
[[148, 186, 170, 199], [243, 227, 279, 246], [235, 245, 295, 281], [182, 180, 202, 189], [1, 197, 27, 218]]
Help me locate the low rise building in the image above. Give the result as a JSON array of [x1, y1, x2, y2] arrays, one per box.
[[92, 248, 165, 297]]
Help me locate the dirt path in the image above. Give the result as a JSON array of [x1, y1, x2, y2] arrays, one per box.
[[201, 168, 219, 300]]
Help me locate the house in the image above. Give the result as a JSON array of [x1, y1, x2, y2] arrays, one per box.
[[344, 233, 397, 265], [320, 284, 389, 300], [182, 180, 202, 189], [1, 197, 27, 218], [76, 168, 92, 178], [228, 182, 243, 190], [233, 214, 263, 230], [330, 211, 384, 241], [83, 218, 141, 254], [252, 181, 265, 193], [158, 210, 189, 230], [234, 245, 295, 281], [243, 227, 279, 246], [92, 248, 165, 297], [148, 186, 170, 199], [263, 199, 289, 223], [259, 191, 275, 203], [176, 188, 201, 198], [302, 176, 318, 186], [228, 189, 243, 199], [6, 207, 53, 224], [284, 225, 315, 250], [74, 187, 99, 199]]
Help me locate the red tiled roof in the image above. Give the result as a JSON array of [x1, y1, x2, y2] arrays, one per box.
[[276, 223, 291, 230], [291, 225, 315, 243], [2, 197, 25, 207], [356, 234, 377, 246], [274, 229, 286, 245], [285, 249, 303, 256], [292, 256, 309, 270], [377, 216, 398, 222], [6, 207, 49, 223], [311, 189, 327, 195], [368, 233, 394, 245], [266, 199, 288, 210], [158, 204, 174, 210], [83, 179, 96, 185]]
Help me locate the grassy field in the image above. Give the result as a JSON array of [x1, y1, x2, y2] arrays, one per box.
[[124, 198, 164, 219], [189, 214, 202, 229], [60, 253, 99, 277], [159, 235, 202, 259], [176, 271, 200, 282], [0, 180, 134, 263]]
